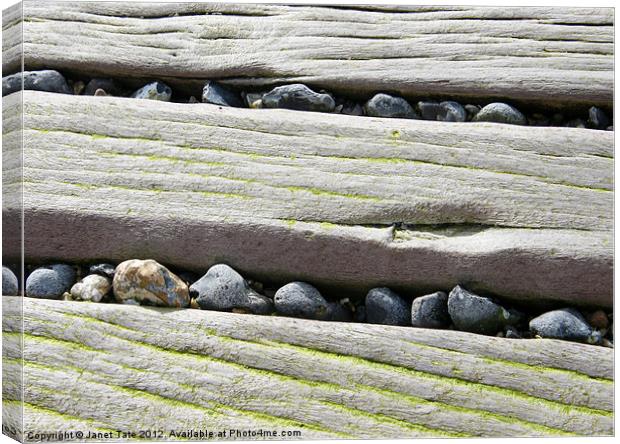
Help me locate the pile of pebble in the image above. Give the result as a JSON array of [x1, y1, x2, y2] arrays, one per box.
[[2, 69, 613, 130], [2, 261, 613, 348]]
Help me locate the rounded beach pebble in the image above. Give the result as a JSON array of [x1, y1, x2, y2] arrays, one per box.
[[411, 291, 450, 328], [365, 287, 410, 326], [529, 308, 601, 344], [2, 266, 18, 295], [261, 84, 335, 112], [190, 264, 259, 312], [113, 259, 189, 307], [71, 274, 111, 302], [447, 285, 520, 335], [3, 70, 72, 97], [26, 264, 75, 299], [364, 93, 418, 119], [472, 102, 526, 125], [274, 282, 329, 320]]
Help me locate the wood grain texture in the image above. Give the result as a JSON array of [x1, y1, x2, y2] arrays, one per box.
[[1, 297, 614, 439], [2, 90, 613, 308], [1, 2, 613, 107]]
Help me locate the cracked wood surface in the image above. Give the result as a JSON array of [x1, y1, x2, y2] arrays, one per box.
[[1, 297, 614, 440], [1, 2, 613, 108], [2, 91, 613, 308]]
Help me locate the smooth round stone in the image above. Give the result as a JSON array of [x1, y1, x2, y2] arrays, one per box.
[[437, 101, 466, 122], [530, 308, 601, 344], [237, 292, 274, 315], [202, 81, 243, 107], [472, 102, 527, 125], [274, 282, 329, 320], [364, 93, 418, 119], [190, 264, 258, 312], [113, 259, 189, 307], [2, 70, 72, 97], [71, 274, 111, 302], [261, 84, 335, 112], [464, 104, 481, 120], [89, 263, 116, 279], [447, 285, 518, 335], [48, 264, 76, 290], [2, 266, 18, 295], [417, 101, 440, 120], [26, 268, 67, 299], [131, 81, 172, 101], [365, 287, 410, 326], [411, 291, 450, 328]]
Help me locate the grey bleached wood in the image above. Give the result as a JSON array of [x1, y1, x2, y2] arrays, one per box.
[[2, 91, 613, 308], [2, 2, 613, 107], [1, 297, 614, 439]]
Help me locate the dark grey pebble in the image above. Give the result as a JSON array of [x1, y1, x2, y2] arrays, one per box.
[[587, 106, 610, 130], [365, 287, 410, 326], [84, 78, 126, 96], [131, 81, 172, 101], [364, 93, 418, 119], [437, 101, 466, 122], [417, 101, 441, 120], [261, 84, 335, 113], [202, 81, 244, 107], [2, 266, 18, 295], [411, 291, 450, 329], [273, 282, 329, 320], [26, 265, 74, 299], [464, 104, 481, 121], [3, 70, 72, 96], [48, 264, 76, 290], [472, 103, 527, 125], [237, 292, 274, 315], [190, 264, 257, 312], [529, 308, 601, 344], [89, 263, 116, 279], [447, 285, 519, 335]]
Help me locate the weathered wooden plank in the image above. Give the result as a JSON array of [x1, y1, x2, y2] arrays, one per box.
[[1, 297, 614, 438], [2, 90, 612, 308], [2, 2, 613, 107]]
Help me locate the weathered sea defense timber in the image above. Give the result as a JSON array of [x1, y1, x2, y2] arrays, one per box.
[[1, 3, 613, 108], [1, 297, 614, 439], [2, 91, 613, 308]]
